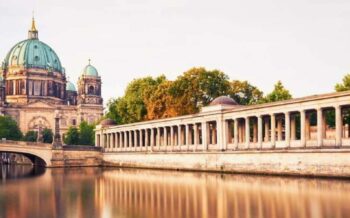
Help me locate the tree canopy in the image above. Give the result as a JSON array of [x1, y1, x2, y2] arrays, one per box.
[[23, 131, 37, 142], [64, 126, 80, 145], [335, 74, 350, 92], [263, 81, 292, 103], [105, 67, 295, 125], [0, 116, 22, 140], [42, 128, 53, 143], [64, 122, 95, 146], [229, 80, 263, 105]]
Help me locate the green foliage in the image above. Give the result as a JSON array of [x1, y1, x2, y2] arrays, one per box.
[[64, 122, 95, 146], [169, 67, 231, 114], [229, 80, 263, 105], [105, 68, 292, 124], [0, 116, 22, 140], [42, 128, 53, 143], [79, 121, 95, 146], [335, 74, 350, 92], [24, 131, 37, 142], [64, 126, 80, 145], [263, 81, 292, 103]]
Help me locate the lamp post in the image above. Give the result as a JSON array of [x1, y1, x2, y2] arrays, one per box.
[[53, 109, 62, 148]]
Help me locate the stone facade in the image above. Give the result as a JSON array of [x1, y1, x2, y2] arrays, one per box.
[[0, 19, 103, 138]]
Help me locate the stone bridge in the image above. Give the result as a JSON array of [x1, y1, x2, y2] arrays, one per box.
[[0, 140, 102, 167]]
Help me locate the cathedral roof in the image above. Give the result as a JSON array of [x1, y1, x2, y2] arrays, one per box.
[[2, 18, 63, 73], [66, 81, 76, 92], [81, 60, 98, 77]]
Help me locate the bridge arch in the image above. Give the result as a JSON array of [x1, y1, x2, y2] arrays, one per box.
[[0, 142, 52, 167]]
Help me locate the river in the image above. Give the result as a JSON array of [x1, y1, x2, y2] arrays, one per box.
[[0, 165, 349, 218]]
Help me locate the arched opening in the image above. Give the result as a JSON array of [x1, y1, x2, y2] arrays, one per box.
[[88, 85, 95, 95], [1, 152, 47, 167]]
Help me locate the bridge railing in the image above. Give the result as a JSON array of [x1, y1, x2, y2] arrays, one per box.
[[0, 140, 52, 148]]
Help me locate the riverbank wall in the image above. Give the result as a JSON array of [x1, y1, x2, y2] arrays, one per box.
[[102, 149, 350, 178]]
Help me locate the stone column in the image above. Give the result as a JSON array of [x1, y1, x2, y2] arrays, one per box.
[[145, 129, 149, 149], [170, 126, 174, 151], [217, 119, 224, 150], [223, 120, 230, 151], [336, 105, 343, 147], [194, 124, 198, 151], [271, 114, 276, 148], [201, 122, 208, 151], [157, 127, 161, 151], [285, 112, 290, 148], [150, 128, 154, 150], [119, 132, 123, 148], [185, 124, 190, 150], [317, 108, 323, 147], [123, 131, 127, 148], [164, 127, 168, 148], [234, 119, 239, 149], [300, 110, 306, 147], [258, 116, 263, 149], [178, 125, 182, 148], [245, 117, 250, 149], [139, 130, 143, 148]]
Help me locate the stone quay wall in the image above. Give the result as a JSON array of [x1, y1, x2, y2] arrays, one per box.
[[102, 149, 350, 178]]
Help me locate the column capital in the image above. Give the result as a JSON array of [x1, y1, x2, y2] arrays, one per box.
[[284, 111, 291, 115]]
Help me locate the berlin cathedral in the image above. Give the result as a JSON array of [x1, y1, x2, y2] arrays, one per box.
[[0, 18, 103, 136]]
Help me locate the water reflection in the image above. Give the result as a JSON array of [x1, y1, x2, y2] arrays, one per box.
[[0, 165, 45, 181], [0, 167, 350, 218]]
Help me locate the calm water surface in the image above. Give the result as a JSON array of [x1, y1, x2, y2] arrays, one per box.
[[0, 165, 350, 218]]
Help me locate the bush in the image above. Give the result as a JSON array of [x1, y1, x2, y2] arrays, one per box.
[[42, 128, 53, 143], [24, 131, 37, 142]]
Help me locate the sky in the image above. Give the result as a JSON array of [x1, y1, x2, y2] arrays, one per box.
[[1, 0, 350, 104]]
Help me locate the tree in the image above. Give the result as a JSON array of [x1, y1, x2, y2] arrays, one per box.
[[335, 74, 350, 92], [106, 76, 167, 124], [79, 121, 95, 146], [42, 128, 53, 143], [263, 81, 292, 103], [144, 81, 178, 120], [0, 116, 22, 140], [24, 131, 37, 142], [64, 126, 80, 145], [169, 67, 231, 115], [229, 80, 263, 105]]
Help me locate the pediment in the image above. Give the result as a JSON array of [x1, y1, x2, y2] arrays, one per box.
[[25, 101, 56, 109]]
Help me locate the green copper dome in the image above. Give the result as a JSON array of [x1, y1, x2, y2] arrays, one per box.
[[2, 18, 63, 73], [66, 81, 76, 92], [3, 39, 63, 73], [82, 60, 98, 77]]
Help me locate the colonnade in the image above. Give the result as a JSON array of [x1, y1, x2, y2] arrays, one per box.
[[96, 92, 350, 152], [97, 121, 220, 152]]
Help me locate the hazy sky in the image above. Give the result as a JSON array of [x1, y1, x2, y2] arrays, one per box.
[[1, 0, 350, 103]]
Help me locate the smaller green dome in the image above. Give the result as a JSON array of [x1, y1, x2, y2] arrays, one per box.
[[66, 81, 76, 92], [82, 60, 98, 77]]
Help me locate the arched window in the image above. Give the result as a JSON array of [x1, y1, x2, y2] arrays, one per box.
[[88, 85, 95, 95]]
